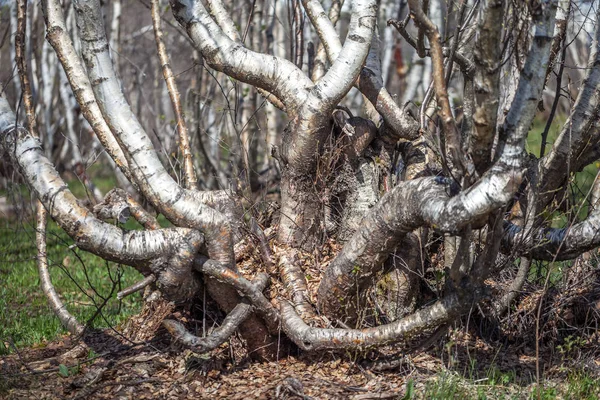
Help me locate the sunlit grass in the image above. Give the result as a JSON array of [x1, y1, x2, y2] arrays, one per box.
[[0, 214, 143, 355]]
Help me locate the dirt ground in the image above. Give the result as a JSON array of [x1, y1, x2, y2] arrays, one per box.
[[3, 323, 597, 400]]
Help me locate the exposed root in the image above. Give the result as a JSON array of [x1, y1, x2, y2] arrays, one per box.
[[163, 274, 269, 353], [278, 248, 317, 320], [163, 305, 252, 353]]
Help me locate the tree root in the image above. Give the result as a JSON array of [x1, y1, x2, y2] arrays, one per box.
[[163, 273, 269, 352]]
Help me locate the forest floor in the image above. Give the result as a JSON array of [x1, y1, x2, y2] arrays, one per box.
[[2, 323, 600, 399]]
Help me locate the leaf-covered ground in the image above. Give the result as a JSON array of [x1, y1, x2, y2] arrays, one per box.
[[2, 323, 600, 399]]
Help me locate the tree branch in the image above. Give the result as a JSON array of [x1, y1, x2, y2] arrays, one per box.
[[171, 0, 312, 112], [151, 0, 198, 189], [302, 0, 419, 140]]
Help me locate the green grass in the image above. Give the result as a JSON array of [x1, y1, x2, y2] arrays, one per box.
[[527, 115, 599, 225], [0, 216, 144, 355], [411, 367, 600, 399]]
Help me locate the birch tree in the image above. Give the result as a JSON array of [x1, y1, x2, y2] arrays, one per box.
[[3, 0, 600, 360]]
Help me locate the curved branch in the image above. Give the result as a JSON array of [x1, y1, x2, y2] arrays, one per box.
[[71, 0, 275, 358], [192, 256, 475, 352], [203, 0, 287, 112], [302, 0, 419, 140], [72, 0, 233, 264], [162, 273, 269, 352], [538, 6, 600, 210], [311, 0, 344, 82], [282, 289, 472, 351], [16, 5, 86, 336], [0, 97, 205, 301], [37, 205, 85, 335], [503, 206, 600, 261], [170, 0, 312, 112], [318, 0, 557, 319], [42, 0, 133, 183], [310, 0, 377, 109]]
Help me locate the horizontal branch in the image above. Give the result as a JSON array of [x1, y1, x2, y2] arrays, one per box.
[[282, 289, 473, 351], [503, 211, 600, 261]]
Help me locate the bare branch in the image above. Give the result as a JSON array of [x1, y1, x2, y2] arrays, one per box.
[[37, 204, 86, 335], [117, 274, 156, 300], [171, 0, 312, 111], [311, 0, 344, 82], [470, 0, 505, 173], [151, 0, 198, 189], [302, 0, 419, 140], [42, 0, 134, 185], [162, 273, 269, 352], [408, 0, 469, 180], [308, 0, 377, 108], [0, 97, 205, 302]]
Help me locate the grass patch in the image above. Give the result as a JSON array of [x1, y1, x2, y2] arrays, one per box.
[[0, 217, 143, 354]]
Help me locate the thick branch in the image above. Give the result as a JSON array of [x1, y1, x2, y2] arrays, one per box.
[[42, 0, 133, 183], [309, 0, 377, 109], [0, 97, 204, 301], [470, 0, 504, 173], [503, 207, 600, 261], [283, 289, 473, 351], [162, 273, 269, 353], [302, 0, 419, 140], [171, 0, 312, 112], [72, 0, 233, 264], [311, 0, 343, 82], [317, 0, 557, 320], [279, 249, 316, 320], [72, 0, 275, 358]]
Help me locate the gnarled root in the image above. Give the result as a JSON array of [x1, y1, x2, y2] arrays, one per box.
[[163, 274, 270, 353]]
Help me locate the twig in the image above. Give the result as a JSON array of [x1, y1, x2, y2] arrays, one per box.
[[117, 274, 156, 300], [408, 0, 471, 182], [151, 0, 197, 189]]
